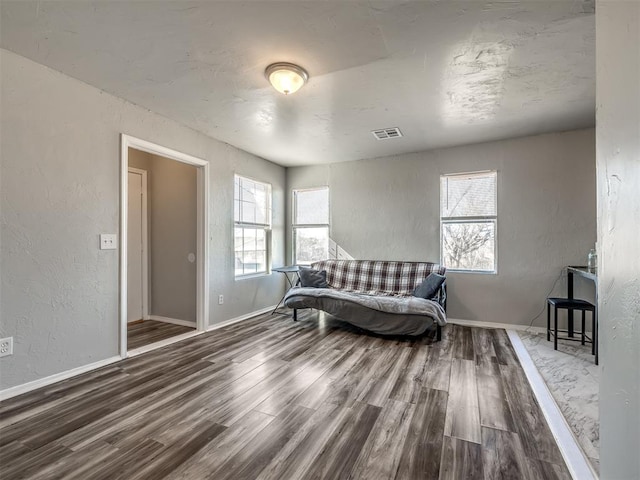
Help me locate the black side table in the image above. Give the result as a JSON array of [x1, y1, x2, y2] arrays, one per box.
[[271, 265, 301, 315]]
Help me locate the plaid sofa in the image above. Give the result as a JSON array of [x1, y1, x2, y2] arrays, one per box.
[[311, 260, 447, 308], [286, 259, 447, 339]]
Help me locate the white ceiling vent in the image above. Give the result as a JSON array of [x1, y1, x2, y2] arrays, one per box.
[[371, 127, 403, 140]]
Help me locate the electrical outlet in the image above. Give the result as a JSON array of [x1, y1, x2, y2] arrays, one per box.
[[0, 337, 13, 357], [218, 295, 224, 305], [100, 234, 117, 250]]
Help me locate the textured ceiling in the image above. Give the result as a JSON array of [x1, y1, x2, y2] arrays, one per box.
[[0, 1, 595, 166]]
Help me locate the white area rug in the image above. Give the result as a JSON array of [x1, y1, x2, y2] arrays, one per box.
[[518, 331, 600, 474]]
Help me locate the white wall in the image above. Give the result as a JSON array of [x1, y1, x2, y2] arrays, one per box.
[[287, 128, 596, 327], [0, 49, 286, 391], [596, 1, 640, 478]]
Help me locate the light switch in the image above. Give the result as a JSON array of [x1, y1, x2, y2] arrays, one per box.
[[100, 234, 117, 250]]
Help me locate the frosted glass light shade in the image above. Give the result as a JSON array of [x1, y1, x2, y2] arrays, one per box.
[[265, 63, 308, 95]]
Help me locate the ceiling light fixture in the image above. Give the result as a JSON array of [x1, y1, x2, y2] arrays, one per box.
[[265, 62, 309, 95]]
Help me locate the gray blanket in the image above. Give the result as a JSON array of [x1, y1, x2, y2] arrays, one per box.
[[284, 287, 446, 336]]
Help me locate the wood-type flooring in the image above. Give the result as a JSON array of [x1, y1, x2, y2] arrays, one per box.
[[0, 311, 571, 479], [127, 320, 195, 350]]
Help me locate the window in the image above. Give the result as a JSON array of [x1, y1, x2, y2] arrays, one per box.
[[293, 187, 329, 265], [234, 175, 271, 277], [440, 171, 497, 273]]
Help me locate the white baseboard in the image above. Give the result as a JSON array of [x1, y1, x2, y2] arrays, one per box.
[[447, 317, 547, 334], [507, 330, 597, 480], [0, 355, 122, 401], [207, 305, 277, 332], [146, 315, 196, 328]]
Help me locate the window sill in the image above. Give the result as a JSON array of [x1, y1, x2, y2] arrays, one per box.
[[447, 269, 497, 275], [234, 272, 272, 281]]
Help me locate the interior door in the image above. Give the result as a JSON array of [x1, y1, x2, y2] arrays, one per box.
[[127, 171, 144, 323]]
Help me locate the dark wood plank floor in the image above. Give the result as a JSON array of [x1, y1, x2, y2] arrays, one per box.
[[127, 320, 195, 350], [0, 311, 571, 480]]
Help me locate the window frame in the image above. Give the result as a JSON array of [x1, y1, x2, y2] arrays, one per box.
[[292, 186, 330, 265], [440, 170, 498, 274], [234, 174, 272, 278]]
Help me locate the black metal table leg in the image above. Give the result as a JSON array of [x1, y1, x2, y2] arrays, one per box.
[[547, 301, 551, 341], [271, 268, 301, 316], [594, 308, 599, 365], [567, 270, 574, 337], [270, 295, 286, 315]]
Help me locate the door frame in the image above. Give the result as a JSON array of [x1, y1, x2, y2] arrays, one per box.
[[127, 167, 149, 322], [120, 135, 210, 358]]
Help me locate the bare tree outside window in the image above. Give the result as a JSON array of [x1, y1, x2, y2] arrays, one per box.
[[295, 227, 329, 264], [440, 172, 497, 272]]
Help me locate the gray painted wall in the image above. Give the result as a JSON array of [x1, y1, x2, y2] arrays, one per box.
[[287, 129, 596, 327], [596, 1, 640, 478], [0, 49, 286, 390], [129, 149, 198, 323]]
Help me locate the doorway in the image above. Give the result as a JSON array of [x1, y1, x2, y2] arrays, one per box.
[[127, 168, 147, 324], [120, 135, 209, 356]]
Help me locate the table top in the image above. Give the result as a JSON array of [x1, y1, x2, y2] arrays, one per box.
[[567, 266, 598, 281], [272, 265, 302, 273]]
